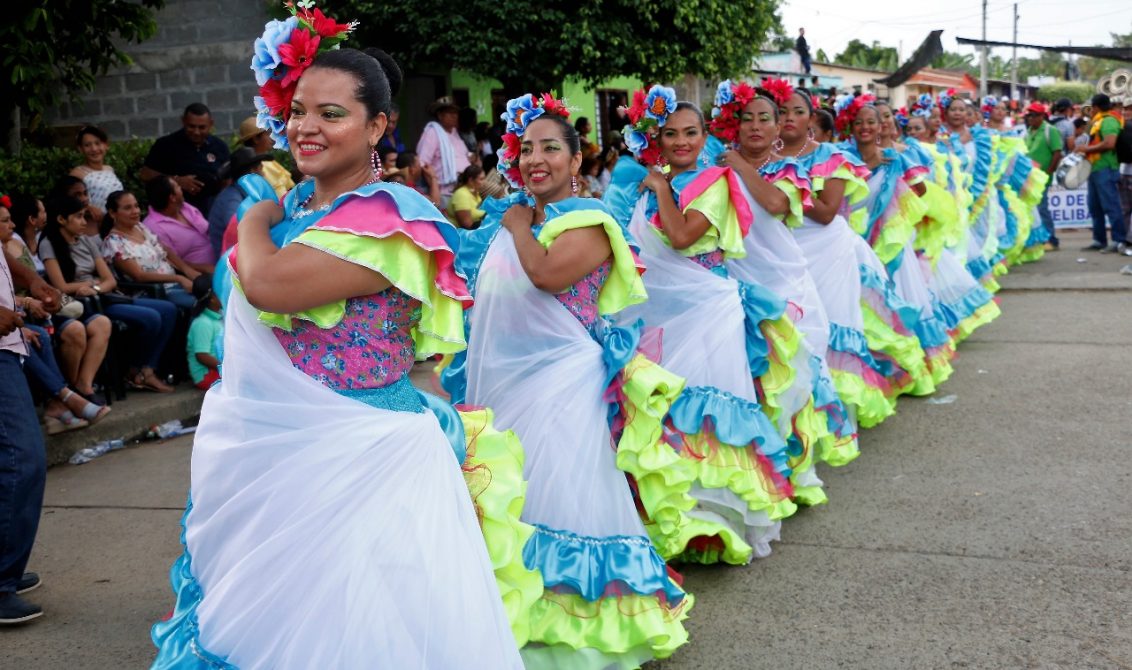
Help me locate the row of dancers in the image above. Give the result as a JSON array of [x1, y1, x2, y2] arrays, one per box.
[[151, 7, 1047, 667]]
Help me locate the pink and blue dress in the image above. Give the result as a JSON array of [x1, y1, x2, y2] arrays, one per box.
[[151, 181, 537, 669], [447, 193, 693, 669]]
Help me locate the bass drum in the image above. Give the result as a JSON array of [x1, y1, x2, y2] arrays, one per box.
[[1055, 152, 1091, 190]]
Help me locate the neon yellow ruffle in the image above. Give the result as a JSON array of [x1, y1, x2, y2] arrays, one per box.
[[828, 367, 896, 430], [536, 210, 647, 315], [872, 187, 928, 265], [952, 299, 1001, 343], [522, 590, 693, 669], [770, 174, 807, 229], [916, 181, 962, 265], [258, 229, 467, 358], [789, 398, 833, 506], [925, 347, 955, 387], [861, 303, 934, 399], [652, 174, 748, 260], [756, 314, 804, 428], [459, 407, 543, 646]]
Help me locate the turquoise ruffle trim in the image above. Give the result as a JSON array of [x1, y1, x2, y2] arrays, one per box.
[[828, 323, 893, 378], [736, 280, 788, 378], [858, 263, 923, 330], [521, 524, 686, 604], [936, 284, 995, 331], [668, 385, 792, 480], [150, 498, 235, 670]]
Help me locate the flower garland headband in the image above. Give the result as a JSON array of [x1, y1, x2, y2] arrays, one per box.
[[622, 85, 677, 166], [709, 79, 759, 145], [496, 93, 572, 188], [938, 88, 958, 111], [911, 93, 934, 119], [251, 1, 357, 149], [981, 95, 998, 119], [833, 92, 876, 139]]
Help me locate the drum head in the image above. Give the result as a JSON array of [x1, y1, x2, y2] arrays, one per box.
[[1063, 156, 1092, 190]]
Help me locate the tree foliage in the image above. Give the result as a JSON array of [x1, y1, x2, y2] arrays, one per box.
[[1036, 81, 1093, 104], [2, 1, 166, 131], [834, 39, 899, 71], [317, 0, 783, 95]]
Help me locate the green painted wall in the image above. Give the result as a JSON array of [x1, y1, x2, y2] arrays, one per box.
[[449, 69, 643, 144]]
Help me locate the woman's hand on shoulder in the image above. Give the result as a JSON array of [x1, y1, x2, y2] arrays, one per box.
[[243, 200, 285, 228], [639, 170, 669, 194], [501, 204, 534, 233]]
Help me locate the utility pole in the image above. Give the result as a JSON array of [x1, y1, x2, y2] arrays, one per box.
[[980, 0, 989, 98], [1011, 3, 1019, 100]]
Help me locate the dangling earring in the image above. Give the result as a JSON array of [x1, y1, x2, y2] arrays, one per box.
[[370, 146, 383, 180], [875, 136, 881, 146], [700, 153, 709, 167], [571, 175, 579, 194], [773, 138, 784, 152], [807, 128, 816, 141]]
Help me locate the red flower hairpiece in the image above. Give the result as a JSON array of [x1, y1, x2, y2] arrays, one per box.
[[0, 194, 10, 210], [762, 78, 795, 108], [834, 93, 876, 139]]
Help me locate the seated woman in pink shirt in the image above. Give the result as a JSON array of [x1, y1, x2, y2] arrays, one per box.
[[142, 176, 216, 274]]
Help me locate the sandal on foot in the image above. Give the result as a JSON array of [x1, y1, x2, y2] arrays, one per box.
[[45, 413, 89, 435]]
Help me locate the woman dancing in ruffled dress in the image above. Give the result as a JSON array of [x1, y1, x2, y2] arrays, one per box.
[[457, 93, 693, 669], [607, 86, 798, 564], [151, 7, 532, 668]]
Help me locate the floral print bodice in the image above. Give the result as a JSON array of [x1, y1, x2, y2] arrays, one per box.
[[554, 259, 612, 340], [272, 286, 421, 391], [689, 249, 728, 277]]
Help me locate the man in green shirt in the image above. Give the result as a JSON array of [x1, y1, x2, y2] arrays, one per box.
[[1077, 93, 1129, 254], [1024, 102, 1063, 249]]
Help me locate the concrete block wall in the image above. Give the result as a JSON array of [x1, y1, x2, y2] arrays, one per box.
[[47, 0, 270, 141]]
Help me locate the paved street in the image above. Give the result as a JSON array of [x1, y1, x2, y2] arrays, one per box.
[[5, 229, 1131, 669]]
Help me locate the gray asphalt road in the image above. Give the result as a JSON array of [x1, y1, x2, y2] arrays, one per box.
[[5, 229, 1131, 669]]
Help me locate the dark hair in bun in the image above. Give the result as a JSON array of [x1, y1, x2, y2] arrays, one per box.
[[310, 47, 402, 119]]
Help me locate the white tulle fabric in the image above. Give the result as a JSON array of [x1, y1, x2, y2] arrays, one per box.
[[792, 215, 867, 333], [619, 197, 753, 398], [186, 292, 522, 670], [930, 247, 986, 312], [726, 181, 823, 428], [618, 196, 781, 554], [464, 228, 650, 545]]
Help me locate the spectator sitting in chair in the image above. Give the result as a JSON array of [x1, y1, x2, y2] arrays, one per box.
[[143, 176, 216, 274], [237, 116, 294, 198], [51, 176, 102, 238], [0, 201, 109, 433], [207, 147, 272, 257], [40, 195, 176, 394], [101, 191, 201, 310], [448, 165, 486, 230], [187, 275, 223, 391]]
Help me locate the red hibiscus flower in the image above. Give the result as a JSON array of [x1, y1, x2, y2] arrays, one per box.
[[536, 92, 566, 117], [305, 8, 352, 38], [278, 28, 321, 87], [732, 82, 755, 107], [639, 143, 664, 168], [627, 89, 648, 124], [501, 132, 521, 161], [261, 78, 296, 117], [763, 79, 794, 107], [0, 195, 10, 209]]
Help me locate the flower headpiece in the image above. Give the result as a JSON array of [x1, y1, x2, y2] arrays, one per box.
[[761, 77, 795, 108], [0, 193, 10, 210], [709, 79, 758, 144], [981, 95, 997, 119], [833, 93, 876, 138], [496, 93, 572, 188], [894, 107, 909, 128], [911, 93, 934, 118], [250, 1, 357, 149], [939, 88, 957, 111], [622, 85, 677, 166]]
